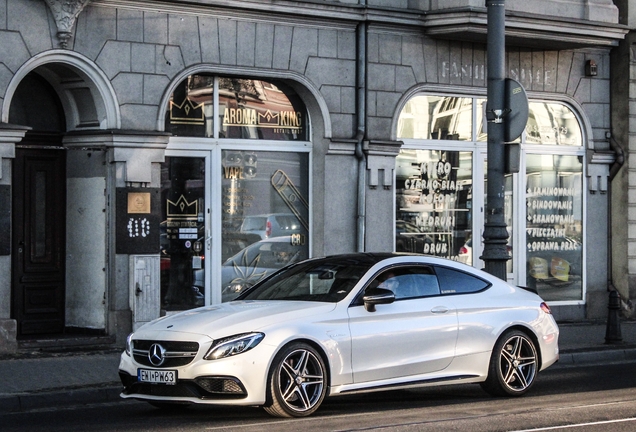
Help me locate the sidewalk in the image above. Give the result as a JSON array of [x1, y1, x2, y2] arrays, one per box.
[[0, 320, 635, 414]]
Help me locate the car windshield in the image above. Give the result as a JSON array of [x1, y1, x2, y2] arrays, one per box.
[[238, 256, 375, 302]]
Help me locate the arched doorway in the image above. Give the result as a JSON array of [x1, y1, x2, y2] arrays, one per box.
[[9, 72, 67, 336]]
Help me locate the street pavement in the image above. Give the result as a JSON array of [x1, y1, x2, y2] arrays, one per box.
[[0, 320, 635, 414]]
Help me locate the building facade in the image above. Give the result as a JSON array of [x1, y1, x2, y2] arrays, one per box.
[[0, 0, 630, 352]]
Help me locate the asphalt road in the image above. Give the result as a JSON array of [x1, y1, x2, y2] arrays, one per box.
[[2, 361, 636, 432]]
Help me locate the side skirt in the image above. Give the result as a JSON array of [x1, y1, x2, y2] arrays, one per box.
[[331, 374, 481, 396]]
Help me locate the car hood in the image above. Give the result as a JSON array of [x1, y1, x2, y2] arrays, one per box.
[[135, 301, 337, 339]]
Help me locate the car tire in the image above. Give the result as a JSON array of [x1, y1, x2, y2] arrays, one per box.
[[481, 329, 538, 397], [263, 342, 327, 418]]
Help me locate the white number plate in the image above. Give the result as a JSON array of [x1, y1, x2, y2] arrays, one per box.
[[138, 369, 177, 385]]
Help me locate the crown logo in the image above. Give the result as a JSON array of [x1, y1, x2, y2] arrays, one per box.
[[169, 97, 204, 125], [167, 195, 198, 219], [258, 110, 279, 126]]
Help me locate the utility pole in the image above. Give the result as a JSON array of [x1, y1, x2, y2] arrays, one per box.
[[482, 0, 509, 280]]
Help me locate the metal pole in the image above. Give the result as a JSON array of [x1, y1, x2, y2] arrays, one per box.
[[482, 0, 509, 280]]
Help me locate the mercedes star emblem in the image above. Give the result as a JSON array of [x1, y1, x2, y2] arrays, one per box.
[[148, 343, 166, 366]]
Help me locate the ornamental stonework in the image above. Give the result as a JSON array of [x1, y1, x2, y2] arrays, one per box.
[[43, 0, 91, 48]]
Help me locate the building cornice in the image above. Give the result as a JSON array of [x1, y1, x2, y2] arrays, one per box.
[[90, 1, 628, 49], [424, 8, 629, 49]]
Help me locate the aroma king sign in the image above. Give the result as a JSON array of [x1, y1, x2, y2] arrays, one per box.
[[222, 107, 302, 131]]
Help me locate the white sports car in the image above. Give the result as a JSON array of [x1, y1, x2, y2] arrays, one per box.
[[119, 253, 559, 417]]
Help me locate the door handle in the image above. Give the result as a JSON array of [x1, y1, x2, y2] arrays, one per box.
[[431, 306, 449, 314], [135, 282, 142, 296]]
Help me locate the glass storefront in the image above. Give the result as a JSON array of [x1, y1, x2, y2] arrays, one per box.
[[395, 149, 473, 262], [161, 75, 310, 310], [220, 150, 309, 302], [397, 95, 585, 304], [525, 154, 583, 301]]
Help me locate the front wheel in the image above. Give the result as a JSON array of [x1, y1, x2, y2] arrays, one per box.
[[263, 343, 327, 418], [481, 329, 538, 397]]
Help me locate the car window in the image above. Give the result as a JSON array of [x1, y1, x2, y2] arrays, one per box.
[[366, 266, 440, 301], [240, 257, 373, 302], [275, 215, 300, 230], [241, 217, 266, 230], [434, 266, 491, 295]]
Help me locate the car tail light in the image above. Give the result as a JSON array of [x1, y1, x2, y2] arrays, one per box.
[[265, 220, 272, 237], [459, 246, 468, 254], [540, 302, 552, 314]]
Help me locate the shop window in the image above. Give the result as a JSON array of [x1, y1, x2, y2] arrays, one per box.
[[397, 96, 473, 140], [397, 93, 585, 303], [220, 150, 309, 302], [165, 75, 308, 140], [525, 102, 582, 146], [525, 154, 583, 301], [162, 74, 311, 308], [395, 149, 473, 262]]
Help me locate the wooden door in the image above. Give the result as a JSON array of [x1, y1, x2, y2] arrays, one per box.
[[12, 142, 66, 336]]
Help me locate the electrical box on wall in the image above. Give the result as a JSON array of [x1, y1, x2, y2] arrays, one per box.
[[130, 255, 161, 331]]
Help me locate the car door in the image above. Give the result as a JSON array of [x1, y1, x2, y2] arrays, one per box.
[[348, 266, 458, 384]]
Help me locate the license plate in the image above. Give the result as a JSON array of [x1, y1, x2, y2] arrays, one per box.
[[138, 369, 177, 385]]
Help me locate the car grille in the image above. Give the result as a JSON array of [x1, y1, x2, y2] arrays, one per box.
[[119, 371, 247, 399], [132, 340, 199, 368]]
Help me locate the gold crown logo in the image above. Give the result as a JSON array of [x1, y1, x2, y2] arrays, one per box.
[[167, 195, 198, 219], [258, 110, 279, 126], [169, 97, 204, 125]]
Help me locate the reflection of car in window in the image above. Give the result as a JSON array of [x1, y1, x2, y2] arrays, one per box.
[[239, 213, 303, 239], [395, 220, 433, 253], [458, 238, 472, 264], [222, 236, 307, 302]]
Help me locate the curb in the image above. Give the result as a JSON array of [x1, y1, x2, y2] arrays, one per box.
[[555, 347, 636, 367], [0, 384, 122, 414]]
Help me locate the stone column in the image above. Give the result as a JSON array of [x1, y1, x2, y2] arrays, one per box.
[[0, 123, 29, 354], [64, 131, 169, 345]]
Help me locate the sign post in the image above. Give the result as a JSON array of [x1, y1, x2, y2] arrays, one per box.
[[482, 0, 510, 280]]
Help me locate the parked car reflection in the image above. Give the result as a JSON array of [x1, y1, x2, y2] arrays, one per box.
[[239, 213, 303, 240], [395, 220, 433, 253], [221, 236, 307, 302]]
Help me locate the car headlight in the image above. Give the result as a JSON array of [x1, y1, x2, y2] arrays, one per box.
[[125, 333, 134, 356], [204, 332, 264, 360]]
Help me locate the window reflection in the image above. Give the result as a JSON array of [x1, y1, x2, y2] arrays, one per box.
[[219, 79, 307, 140], [221, 150, 309, 301], [395, 149, 472, 261], [526, 102, 582, 145], [164, 75, 308, 140], [166, 75, 213, 137], [525, 154, 583, 301], [397, 96, 472, 141]]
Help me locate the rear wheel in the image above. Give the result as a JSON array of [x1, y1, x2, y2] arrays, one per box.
[[263, 343, 327, 418], [481, 329, 538, 397]]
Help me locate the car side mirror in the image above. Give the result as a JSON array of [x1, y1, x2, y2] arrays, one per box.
[[363, 287, 395, 312]]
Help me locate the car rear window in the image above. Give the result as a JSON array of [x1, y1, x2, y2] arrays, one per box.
[[435, 266, 491, 295], [275, 215, 300, 230], [242, 217, 266, 230]]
